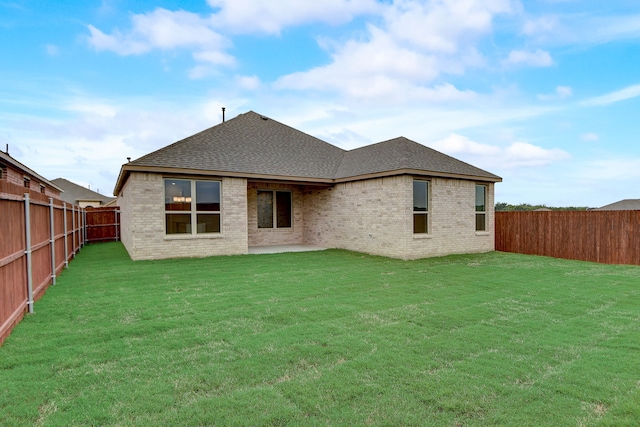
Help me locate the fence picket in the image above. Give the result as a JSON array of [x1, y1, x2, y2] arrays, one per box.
[[0, 181, 120, 345], [496, 211, 640, 265]]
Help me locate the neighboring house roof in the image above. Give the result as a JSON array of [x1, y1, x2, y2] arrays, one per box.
[[52, 178, 116, 206], [0, 150, 63, 192], [594, 199, 640, 211], [115, 111, 501, 194]]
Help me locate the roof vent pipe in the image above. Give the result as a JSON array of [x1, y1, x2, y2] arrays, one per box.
[[222, 107, 226, 123]]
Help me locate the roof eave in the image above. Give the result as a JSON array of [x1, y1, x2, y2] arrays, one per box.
[[113, 164, 337, 194], [114, 164, 501, 194], [334, 168, 502, 183]]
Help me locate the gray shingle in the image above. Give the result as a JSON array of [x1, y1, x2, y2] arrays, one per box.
[[125, 111, 500, 183], [52, 178, 116, 205], [131, 111, 345, 179], [594, 199, 640, 211], [334, 137, 500, 180]]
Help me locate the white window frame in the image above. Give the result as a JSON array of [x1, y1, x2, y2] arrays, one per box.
[[413, 180, 430, 234], [164, 178, 222, 236], [257, 190, 293, 229], [475, 184, 487, 232]]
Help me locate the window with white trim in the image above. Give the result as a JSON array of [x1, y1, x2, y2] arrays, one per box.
[[475, 184, 487, 231], [257, 190, 292, 228], [164, 179, 221, 235], [413, 180, 429, 234]]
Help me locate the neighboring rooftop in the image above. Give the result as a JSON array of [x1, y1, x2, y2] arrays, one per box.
[[115, 111, 501, 194], [594, 199, 640, 211], [52, 178, 116, 206], [1, 150, 62, 192]]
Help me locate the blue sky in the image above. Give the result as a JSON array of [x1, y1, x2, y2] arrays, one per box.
[[1, 0, 639, 206]]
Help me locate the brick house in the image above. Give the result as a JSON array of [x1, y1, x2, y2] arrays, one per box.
[[0, 150, 62, 199], [114, 111, 501, 260]]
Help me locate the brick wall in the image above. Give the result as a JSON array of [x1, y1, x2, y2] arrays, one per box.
[[117, 172, 248, 260], [302, 175, 494, 260], [247, 182, 305, 246], [118, 172, 494, 261], [1, 164, 61, 199]]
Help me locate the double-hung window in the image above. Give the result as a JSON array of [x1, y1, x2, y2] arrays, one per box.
[[475, 184, 487, 231], [165, 179, 221, 235], [413, 180, 429, 234], [257, 190, 292, 229]]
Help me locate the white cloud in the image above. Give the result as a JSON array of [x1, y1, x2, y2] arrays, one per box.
[[65, 100, 118, 118], [537, 85, 572, 100], [385, 0, 515, 53], [235, 75, 261, 90], [505, 141, 569, 167], [2, 96, 233, 196], [87, 8, 233, 74], [575, 158, 640, 182], [431, 133, 501, 156], [582, 84, 640, 106], [505, 49, 553, 67], [430, 134, 569, 170], [207, 0, 378, 34], [522, 15, 559, 37], [581, 132, 598, 142], [276, 0, 516, 102], [45, 44, 60, 56], [556, 85, 572, 98]]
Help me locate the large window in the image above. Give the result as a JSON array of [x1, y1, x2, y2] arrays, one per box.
[[258, 190, 292, 228], [165, 179, 221, 235], [413, 180, 429, 234], [475, 184, 487, 231]]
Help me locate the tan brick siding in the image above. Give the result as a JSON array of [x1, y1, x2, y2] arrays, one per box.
[[302, 175, 495, 260], [247, 182, 304, 246], [119, 172, 494, 261], [117, 172, 248, 260]]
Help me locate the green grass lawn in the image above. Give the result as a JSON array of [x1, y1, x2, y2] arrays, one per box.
[[1, 243, 640, 426]]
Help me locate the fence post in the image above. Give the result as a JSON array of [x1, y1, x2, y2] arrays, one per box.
[[24, 193, 34, 314], [63, 203, 69, 268], [83, 209, 87, 246], [71, 205, 75, 257], [49, 198, 56, 286], [116, 209, 120, 241]]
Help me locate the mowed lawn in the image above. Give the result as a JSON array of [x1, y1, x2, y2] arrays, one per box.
[[1, 243, 640, 426]]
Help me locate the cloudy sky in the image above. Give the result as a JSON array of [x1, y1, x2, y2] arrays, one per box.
[[1, 0, 639, 206]]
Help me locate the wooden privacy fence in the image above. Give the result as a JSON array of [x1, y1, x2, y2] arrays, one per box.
[[1, 181, 85, 344], [495, 210, 640, 265], [85, 206, 120, 243]]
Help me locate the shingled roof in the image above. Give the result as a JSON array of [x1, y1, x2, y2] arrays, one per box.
[[594, 199, 640, 211], [128, 111, 345, 179], [52, 178, 116, 206], [115, 111, 500, 194]]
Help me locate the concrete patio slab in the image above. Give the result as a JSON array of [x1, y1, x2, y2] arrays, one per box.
[[248, 245, 327, 254]]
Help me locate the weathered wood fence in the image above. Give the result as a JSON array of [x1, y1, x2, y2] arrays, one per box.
[[495, 210, 640, 265], [1, 182, 120, 345]]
